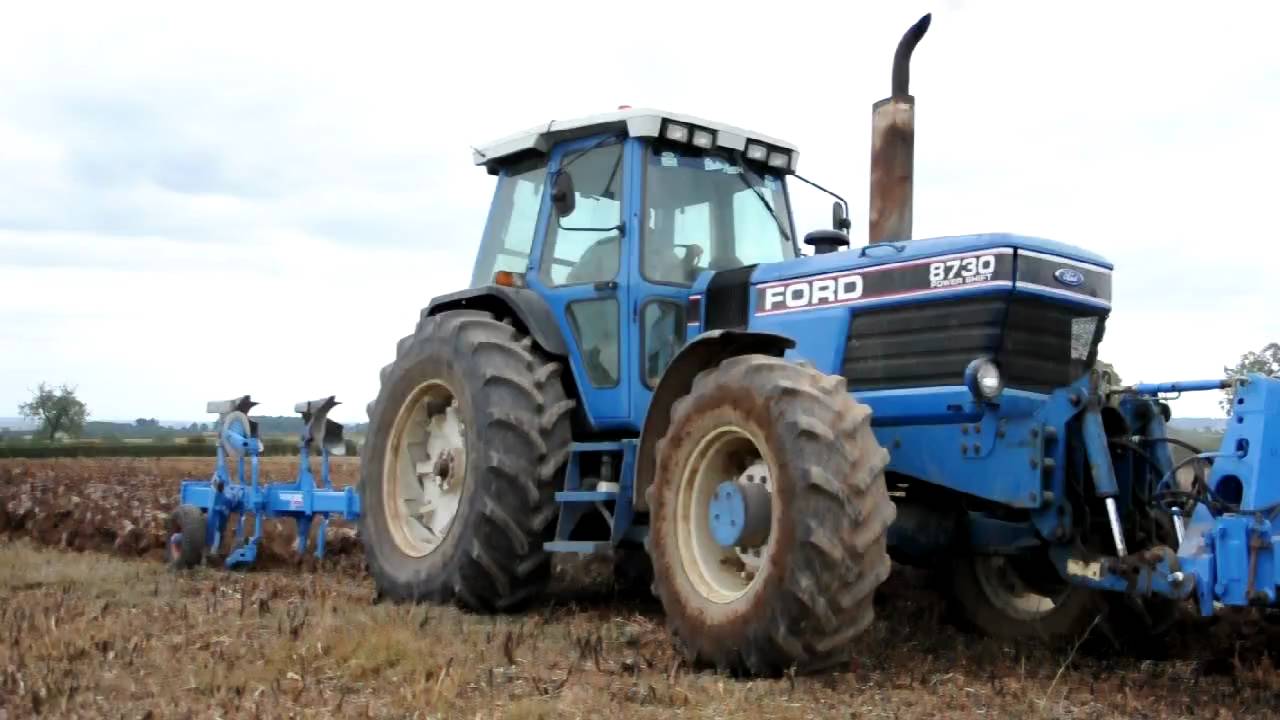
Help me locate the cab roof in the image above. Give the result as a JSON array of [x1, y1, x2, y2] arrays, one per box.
[[472, 107, 800, 174]]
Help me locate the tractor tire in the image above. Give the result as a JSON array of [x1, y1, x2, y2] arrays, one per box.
[[168, 504, 206, 569], [359, 310, 573, 611], [946, 553, 1098, 642], [646, 355, 895, 675]]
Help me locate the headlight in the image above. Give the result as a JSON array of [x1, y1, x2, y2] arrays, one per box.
[[965, 357, 1004, 401]]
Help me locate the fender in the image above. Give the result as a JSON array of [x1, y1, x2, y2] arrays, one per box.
[[426, 285, 568, 357], [633, 329, 796, 512]]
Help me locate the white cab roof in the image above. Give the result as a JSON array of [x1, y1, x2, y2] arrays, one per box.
[[472, 107, 799, 173]]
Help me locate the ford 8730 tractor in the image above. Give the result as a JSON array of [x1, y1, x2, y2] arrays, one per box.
[[354, 15, 1280, 675]]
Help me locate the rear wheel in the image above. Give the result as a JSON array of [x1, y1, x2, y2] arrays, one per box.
[[647, 355, 895, 675], [359, 310, 573, 610]]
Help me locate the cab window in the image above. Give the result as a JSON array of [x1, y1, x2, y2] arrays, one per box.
[[643, 145, 794, 287], [471, 156, 546, 288], [542, 139, 624, 287]]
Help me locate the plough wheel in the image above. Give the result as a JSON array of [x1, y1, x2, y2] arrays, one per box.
[[360, 310, 572, 611], [647, 355, 895, 675], [169, 504, 206, 569]]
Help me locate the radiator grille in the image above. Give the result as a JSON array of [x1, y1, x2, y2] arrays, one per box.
[[842, 296, 1106, 393]]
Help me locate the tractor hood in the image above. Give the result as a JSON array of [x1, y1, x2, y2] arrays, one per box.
[[730, 232, 1113, 318], [754, 233, 1111, 287], [688, 232, 1112, 339]]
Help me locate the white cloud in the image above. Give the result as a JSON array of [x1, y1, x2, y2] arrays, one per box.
[[1, 0, 1277, 422]]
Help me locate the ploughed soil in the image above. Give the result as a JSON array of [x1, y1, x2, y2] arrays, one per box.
[[1, 458, 1279, 719]]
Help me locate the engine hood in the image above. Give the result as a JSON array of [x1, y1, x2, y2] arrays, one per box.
[[688, 232, 1112, 333], [751, 233, 1111, 287]]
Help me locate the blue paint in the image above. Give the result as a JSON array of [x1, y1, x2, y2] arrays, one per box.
[[708, 482, 748, 547], [449, 130, 1280, 624], [176, 403, 360, 569], [1132, 379, 1230, 394]]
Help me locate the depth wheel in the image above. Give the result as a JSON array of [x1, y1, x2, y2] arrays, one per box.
[[168, 504, 206, 569], [647, 355, 895, 675], [359, 310, 573, 610]]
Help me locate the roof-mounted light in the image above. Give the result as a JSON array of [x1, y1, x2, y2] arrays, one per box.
[[745, 143, 768, 162], [691, 128, 715, 149], [767, 150, 790, 169], [664, 122, 690, 143]]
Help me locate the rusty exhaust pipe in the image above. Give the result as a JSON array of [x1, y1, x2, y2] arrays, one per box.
[[869, 13, 931, 244]]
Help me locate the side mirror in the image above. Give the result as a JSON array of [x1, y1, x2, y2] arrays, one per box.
[[552, 171, 576, 217], [804, 229, 851, 255], [832, 201, 852, 232]]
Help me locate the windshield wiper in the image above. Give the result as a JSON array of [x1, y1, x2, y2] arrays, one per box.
[[717, 150, 793, 248]]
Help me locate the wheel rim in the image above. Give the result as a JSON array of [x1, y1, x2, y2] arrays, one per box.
[[675, 425, 775, 604], [972, 556, 1069, 621], [383, 380, 467, 558]]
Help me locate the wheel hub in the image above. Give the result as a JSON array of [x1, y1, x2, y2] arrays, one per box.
[[709, 479, 772, 548], [677, 429, 775, 603]]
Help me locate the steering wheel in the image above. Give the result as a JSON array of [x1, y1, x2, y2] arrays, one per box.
[[675, 243, 705, 282]]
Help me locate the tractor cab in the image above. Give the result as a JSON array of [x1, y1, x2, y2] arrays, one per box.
[[469, 109, 805, 431]]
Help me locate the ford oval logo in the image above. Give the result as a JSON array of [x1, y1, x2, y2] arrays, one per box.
[[1054, 268, 1084, 287]]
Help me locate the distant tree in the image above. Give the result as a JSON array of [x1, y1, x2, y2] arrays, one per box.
[[199, 423, 210, 433], [1222, 342, 1280, 415], [134, 418, 160, 429], [19, 382, 89, 441]]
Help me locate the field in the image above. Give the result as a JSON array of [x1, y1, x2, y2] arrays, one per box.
[[2, 459, 1279, 718]]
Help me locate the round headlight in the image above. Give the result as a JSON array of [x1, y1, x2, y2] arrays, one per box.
[[966, 357, 1004, 401]]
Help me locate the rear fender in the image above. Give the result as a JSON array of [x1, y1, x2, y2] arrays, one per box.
[[426, 285, 567, 357], [633, 330, 795, 512]]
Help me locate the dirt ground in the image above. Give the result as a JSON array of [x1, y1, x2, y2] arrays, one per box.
[[2, 458, 1279, 719]]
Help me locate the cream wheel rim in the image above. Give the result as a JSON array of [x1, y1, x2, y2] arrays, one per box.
[[383, 380, 467, 557]]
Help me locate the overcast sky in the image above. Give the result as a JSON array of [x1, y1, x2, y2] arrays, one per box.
[[2, 1, 1277, 423]]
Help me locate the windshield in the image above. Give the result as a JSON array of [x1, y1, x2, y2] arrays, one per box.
[[643, 143, 796, 286]]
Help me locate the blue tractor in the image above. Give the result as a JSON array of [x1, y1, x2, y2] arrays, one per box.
[[358, 15, 1280, 675]]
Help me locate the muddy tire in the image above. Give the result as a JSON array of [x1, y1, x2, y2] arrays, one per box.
[[359, 310, 573, 611], [647, 355, 895, 675], [168, 504, 206, 569], [947, 553, 1098, 642]]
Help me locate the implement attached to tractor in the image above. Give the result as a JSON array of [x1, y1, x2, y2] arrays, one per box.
[[169, 14, 1280, 676], [168, 395, 360, 569]]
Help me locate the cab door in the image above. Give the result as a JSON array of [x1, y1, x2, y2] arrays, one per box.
[[526, 134, 633, 431]]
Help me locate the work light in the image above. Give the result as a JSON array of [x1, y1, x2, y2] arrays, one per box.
[[664, 122, 690, 143], [965, 357, 1004, 401]]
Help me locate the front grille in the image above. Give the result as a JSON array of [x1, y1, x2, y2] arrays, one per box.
[[842, 296, 1106, 393]]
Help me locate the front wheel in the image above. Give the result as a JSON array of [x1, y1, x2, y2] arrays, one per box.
[[647, 355, 896, 675], [947, 553, 1097, 641]]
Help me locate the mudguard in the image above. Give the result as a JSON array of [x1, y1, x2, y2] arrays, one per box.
[[426, 285, 568, 357], [633, 329, 795, 511]]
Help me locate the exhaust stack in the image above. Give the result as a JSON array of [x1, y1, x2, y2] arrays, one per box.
[[869, 13, 931, 244]]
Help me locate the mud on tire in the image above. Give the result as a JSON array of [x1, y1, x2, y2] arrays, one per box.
[[359, 310, 573, 611], [169, 504, 206, 570], [646, 354, 895, 675]]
